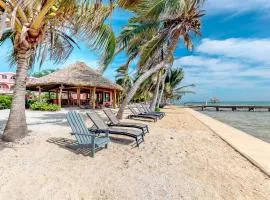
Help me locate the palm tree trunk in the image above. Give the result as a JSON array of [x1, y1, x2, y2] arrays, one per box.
[[157, 69, 168, 108], [150, 71, 161, 111], [2, 49, 30, 142], [116, 60, 166, 119]]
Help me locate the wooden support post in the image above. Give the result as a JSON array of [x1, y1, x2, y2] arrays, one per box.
[[67, 91, 70, 106], [117, 92, 120, 107], [201, 106, 204, 111], [89, 89, 92, 106], [56, 91, 58, 104], [38, 86, 41, 102], [113, 89, 117, 109], [216, 107, 219, 111], [92, 87, 96, 109], [77, 88, 81, 106], [59, 85, 63, 108]]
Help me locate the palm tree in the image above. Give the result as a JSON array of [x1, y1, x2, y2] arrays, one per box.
[[115, 64, 133, 102], [0, 0, 116, 141], [31, 69, 59, 78], [115, 0, 204, 119], [115, 64, 133, 91], [162, 67, 195, 105], [156, 68, 169, 107], [132, 72, 158, 102]]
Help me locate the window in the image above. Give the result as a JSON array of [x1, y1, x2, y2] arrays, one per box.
[[10, 76, 15, 80], [104, 92, 110, 102], [2, 75, 7, 79], [0, 85, 3, 90], [96, 92, 103, 104]]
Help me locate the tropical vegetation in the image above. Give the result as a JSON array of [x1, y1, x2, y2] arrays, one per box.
[[116, 67, 195, 106], [30, 101, 60, 111], [162, 67, 195, 105], [0, 0, 116, 141], [113, 0, 204, 119], [0, 0, 204, 141], [0, 95, 12, 109]]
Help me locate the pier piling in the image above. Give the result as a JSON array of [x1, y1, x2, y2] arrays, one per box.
[[248, 107, 255, 112]]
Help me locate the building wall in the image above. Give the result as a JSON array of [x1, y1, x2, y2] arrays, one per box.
[[0, 72, 37, 95], [70, 89, 113, 106], [0, 72, 16, 94]]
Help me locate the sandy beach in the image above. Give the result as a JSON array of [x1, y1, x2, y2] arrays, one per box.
[[0, 106, 270, 199]]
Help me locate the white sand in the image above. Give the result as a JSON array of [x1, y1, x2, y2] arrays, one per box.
[[0, 106, 269, 199]]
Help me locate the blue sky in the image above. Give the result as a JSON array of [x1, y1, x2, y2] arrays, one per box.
[[1, 0, 270, 102]]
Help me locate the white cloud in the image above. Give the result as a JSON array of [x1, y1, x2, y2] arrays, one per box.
[[205, 0, 270, 15], [240, 67, 270, 78], [178, 56, 245, 72], [197, 38, 270, 64], [174, 37, 270, 95]]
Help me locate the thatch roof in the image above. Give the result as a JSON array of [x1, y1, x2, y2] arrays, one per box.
[[27, 62, 123, 91]]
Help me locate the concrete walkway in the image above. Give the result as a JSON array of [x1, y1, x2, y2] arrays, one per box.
[[186, 108, 270, 177]]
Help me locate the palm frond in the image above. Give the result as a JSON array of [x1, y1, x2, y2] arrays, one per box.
[[139, 32, 167, 67], [91, 23, 117, 72], [117, 0, 142, 10], [0, 29, 13, 45], [136, 0, 166, 21]]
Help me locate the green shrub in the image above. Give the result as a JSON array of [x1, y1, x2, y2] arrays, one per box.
[[0, 95, 12, 109], [30, 102, 60, 111], [26, 99, 37, 109], [155, 106, 161, 112]]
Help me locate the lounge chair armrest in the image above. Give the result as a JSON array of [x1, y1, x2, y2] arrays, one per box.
[[89, 128, 110, 137], [75, 133, 96, 137]]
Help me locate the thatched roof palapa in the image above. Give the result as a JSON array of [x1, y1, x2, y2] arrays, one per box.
[[27, 62, 123, 91]]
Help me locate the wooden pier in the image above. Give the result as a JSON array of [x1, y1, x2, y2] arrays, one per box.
[[190, 105, 270, 112]]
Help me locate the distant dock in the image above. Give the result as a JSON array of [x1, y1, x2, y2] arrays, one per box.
[[187, 105, 270, 112]]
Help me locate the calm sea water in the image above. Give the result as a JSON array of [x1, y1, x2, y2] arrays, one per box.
[[177, 101, 270, 143]]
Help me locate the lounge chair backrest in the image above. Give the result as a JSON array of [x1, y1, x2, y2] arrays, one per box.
[[67, 111, 89, 135], [129, 106, 139, 115], [87, 111, 109, 130], [103, 109, 120, 125], [136, 104, 145, 113], [67, 111, 92, 144], [142, 105, 151, 112]]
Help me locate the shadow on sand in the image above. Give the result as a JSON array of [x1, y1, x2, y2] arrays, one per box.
[[47, 135, 136, 156], [47, 137, 103, 156], [0, 140, 7, 151]]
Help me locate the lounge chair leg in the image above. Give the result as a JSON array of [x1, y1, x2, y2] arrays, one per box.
[[91, 145, 95, 157], [141, 128, 146, 135], [136, 137, 139, 147]]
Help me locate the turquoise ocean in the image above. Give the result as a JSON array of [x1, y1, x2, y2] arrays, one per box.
[[175, 101, 270, 143]]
